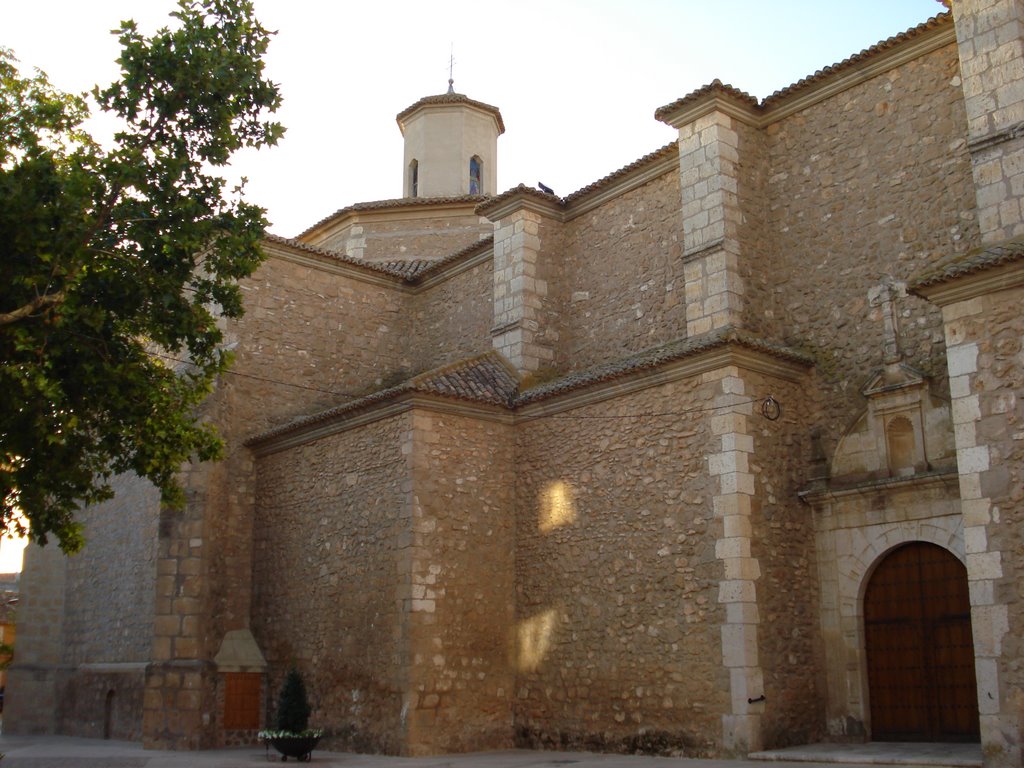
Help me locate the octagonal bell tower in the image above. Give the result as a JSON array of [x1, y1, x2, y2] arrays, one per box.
[[397, 81, 504, 198]]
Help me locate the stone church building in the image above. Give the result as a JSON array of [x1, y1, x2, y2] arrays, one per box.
[[9, 1, 1024, 763]]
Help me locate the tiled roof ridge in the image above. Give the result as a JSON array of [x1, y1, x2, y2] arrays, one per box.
[[514, 327, 812, 406], [295, 194, 489, 240], [246, 351, 519, 446], [383, 235, 495, 282], [407, 350, 502, 382], [396, 92, 506, 134], [263, 233, 411, 280], [409, 350, 520, 404], [654, 79, 761, 123], [561, 142, 679, 206], [373, 259, 434, 280], [653, 13, 952, 122], [246, 380, 413, 446], [909, 238, 1024, 292], [761, 12, 953, 109], [476, 183, 565, 216]]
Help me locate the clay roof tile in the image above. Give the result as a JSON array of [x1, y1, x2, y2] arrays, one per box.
[[561, 142, 679, 206], [410, 353, 520, 405], [909, 239, 1024, 292], [761, 12, 953, 109], [264, 234, 411, 279]]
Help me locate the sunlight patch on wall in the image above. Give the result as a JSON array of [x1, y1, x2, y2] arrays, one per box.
[[516, 607, 560, 672], [539, 480, 577, 533]]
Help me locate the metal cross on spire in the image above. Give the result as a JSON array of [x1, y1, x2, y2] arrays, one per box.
[[447, 45, 455, 94]]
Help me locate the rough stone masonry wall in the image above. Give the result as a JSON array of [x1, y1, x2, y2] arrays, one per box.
[[404, 410, 516, 754], [141, 250, 416, 748], [234, 255, 411, 427], [62, 475, 159, 665], [733, 122, 770, 338], [940, 283, 1024, 765], [490, 207, 566, 377], [559, 172, 686, 374], [514, 377, 727, 757], [57, 473, 160, 740], [6, 543, 66, 735], [761, 43, 978, 457], [252, 413, 410, 755], [954, 0, 1024, 244], [410, 259, 493, 375], [315, 212, 490, 263], [206, 252, 413, 696], [143, 447, 221, 749], [530, 214, 568, 377], [741, 371, 824, 749]]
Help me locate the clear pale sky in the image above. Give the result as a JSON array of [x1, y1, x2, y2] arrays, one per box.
[[6, 1, 944, 237]]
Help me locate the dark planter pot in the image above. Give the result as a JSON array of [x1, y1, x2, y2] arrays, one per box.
[[270, 735, 321, 762]]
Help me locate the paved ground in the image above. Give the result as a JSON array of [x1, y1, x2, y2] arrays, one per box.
[[0, 735, 984, 768]]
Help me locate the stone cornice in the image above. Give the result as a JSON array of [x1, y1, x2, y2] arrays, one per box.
[[798, 468, 959, 506], [682, 238, 727, 263], [966, 120, 1024, 154], [656, 88, 763, 131], [912, 259, 1024, 306], [490, 318, 521, 337]]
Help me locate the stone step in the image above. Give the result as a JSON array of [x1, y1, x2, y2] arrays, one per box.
[[748, 743, 982, 768]]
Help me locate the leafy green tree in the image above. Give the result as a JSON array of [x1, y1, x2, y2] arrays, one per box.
[[0, 0, 283, 552]]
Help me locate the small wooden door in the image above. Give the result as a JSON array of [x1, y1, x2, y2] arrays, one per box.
[[223, 672, 261, 730], [864, 542, 980, 742]]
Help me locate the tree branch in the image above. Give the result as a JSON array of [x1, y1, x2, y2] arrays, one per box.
[[0, 290, 66, 326]]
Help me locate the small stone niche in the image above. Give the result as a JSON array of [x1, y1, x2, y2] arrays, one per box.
[[828, 362, 955, 484]]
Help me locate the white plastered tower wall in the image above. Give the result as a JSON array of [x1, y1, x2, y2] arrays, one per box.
[[397, 93, 504, 198]]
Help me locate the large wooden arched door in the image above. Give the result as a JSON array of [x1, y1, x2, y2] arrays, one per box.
[[864, 542, 980, 742]]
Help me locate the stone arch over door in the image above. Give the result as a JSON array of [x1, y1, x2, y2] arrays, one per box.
[[862, 542, 979, 742], [813, 512, 967, 739]]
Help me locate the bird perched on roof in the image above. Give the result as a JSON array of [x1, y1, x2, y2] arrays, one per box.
[[538, 182, 555, 195]]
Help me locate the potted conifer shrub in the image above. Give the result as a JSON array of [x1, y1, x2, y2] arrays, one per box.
[[258, 668, 322, 762]]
